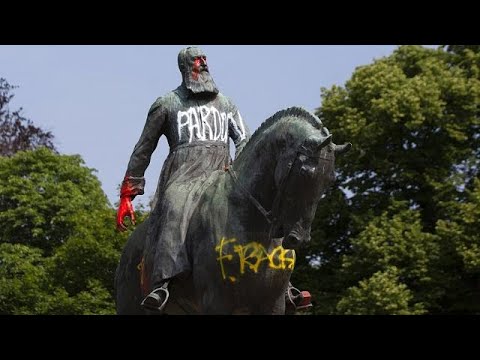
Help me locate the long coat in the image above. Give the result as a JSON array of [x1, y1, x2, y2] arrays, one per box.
[[125, 85, 250, 290]]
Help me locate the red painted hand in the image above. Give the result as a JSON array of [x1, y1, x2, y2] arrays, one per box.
[[117, 196, 136, 232]]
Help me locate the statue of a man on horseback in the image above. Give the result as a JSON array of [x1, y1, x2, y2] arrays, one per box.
[[115, 46, 312, 314]]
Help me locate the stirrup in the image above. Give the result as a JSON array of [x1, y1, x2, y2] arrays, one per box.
[[141, 283, 170, 312], [287, 285, 313, 311]]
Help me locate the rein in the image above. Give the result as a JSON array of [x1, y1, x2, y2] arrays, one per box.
[[227, 165, 274, 225], [226, 147, 314, 240]]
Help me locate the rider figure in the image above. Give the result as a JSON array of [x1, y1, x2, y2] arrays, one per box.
[[116, 46, 312, 313]]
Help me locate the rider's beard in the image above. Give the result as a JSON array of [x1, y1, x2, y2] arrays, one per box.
[[184, 69, 219, 96]]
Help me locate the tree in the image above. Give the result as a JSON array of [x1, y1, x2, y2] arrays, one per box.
[[435, 178, 480, 313], [292, 45, 480, 314], [0, 78, 56, 156], [0, 243, 48, 314], [340, 202, 441, 311], [0, 147, 148, 314], [336, 266, 425, 315], [0, 243, 117, 315], [0, 148, 111, 253], [48, 232, 122, 296], [320, 45, 479, 231]]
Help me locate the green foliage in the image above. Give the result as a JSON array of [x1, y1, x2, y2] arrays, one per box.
[[0, 147, 148, 314], [48, 232, 120, 296], [320, 45, 479, 230], [0, 148, 111, 253], [40, 280, 116, 315], [294, 45, 480, 314], [0, 243, 48, 314], [46, 203, 145, 298], [437, 178, 480, 274], [444, 45, 480, 79], [336, 267, 425, 315], [341, 203, 442, 310], [434, 179, 480, 313]]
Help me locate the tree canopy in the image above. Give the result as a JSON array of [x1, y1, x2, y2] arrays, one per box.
[[292, 45, 480, 314], [0, 148, 110, 253], [0, 148, 146, 314], [0, 77, 148, 315]]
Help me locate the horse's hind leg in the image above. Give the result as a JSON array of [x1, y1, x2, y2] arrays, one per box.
[[115, 220, 149, 315]]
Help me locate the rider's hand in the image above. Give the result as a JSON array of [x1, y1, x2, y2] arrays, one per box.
[[116, 175, 144, 232], [117, 196, 136, 232]]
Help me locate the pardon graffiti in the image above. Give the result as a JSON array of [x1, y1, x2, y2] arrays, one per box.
[[177, 106, 247, 143], [215, 237, 296, 283]]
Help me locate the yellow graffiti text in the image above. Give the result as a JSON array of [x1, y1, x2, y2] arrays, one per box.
[[215, 237, 295, 282], [215, 238, 237, 282]]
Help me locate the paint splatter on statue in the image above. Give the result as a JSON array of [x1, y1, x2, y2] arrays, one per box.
[[215, 237, 295, 283], [177, 106, 246, 143]]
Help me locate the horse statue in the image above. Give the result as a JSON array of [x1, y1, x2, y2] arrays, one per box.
[[115, 107, 351, 315]]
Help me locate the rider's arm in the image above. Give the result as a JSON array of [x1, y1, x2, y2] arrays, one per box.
[[117, 98, 166, 231], [125, 98, 166, 183]]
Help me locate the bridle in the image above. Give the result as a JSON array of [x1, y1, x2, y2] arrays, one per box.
[[226, 144, 331, 241]]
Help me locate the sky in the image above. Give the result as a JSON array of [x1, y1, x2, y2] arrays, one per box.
[[0, 45, 418, 208]]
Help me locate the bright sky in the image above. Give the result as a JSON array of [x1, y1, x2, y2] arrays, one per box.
[[1, 45, 415, 208]]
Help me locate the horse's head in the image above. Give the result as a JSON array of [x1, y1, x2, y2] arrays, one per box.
[[271, 121, 351, 249], [232, 107, 351, 250]]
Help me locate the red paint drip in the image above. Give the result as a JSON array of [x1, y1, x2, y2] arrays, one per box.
[[138, 256, 150, 296], [116, 177, 136, 231], [120, 176, 137, 198], [192, 57, 201, 80]]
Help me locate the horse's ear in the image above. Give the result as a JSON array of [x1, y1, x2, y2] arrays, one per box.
[[334, 143, 352, 156], [316, 134, 332, 152], [304, 134, 332, 151]]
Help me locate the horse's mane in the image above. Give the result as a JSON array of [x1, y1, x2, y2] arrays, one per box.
[[246, 107, 324, 146]]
